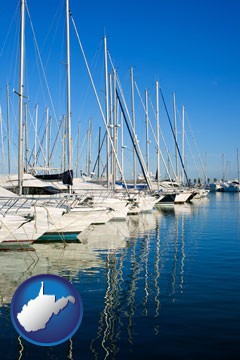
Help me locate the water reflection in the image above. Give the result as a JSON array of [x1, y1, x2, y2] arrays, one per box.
[[0, 243, 102, 306], [68, 338, 73, 360], [17, 336, 24, 360], [154, 220, 160, 335], [88, 209, 190, 359], [0, 204, 205, 359]]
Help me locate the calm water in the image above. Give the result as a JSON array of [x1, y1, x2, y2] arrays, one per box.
[[0, 193, 240, 359]]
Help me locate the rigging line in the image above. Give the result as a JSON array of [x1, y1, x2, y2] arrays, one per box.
[[116, 90, 152, 190], [70, 13, 129, 194], [78, 132, 88, 168], [4, 8, 19, 86], [23, 106, 35, 166], [0, 108, 5, 174], [31, 43, 49, 110], [25, 2, 60, 132], [7, 96, 18, 167], [49, 116, 64, 162], [31, 110, 46, 164], [0, 106, 9, 138], [80, 40, 103, 111], [35, 122, 47, 165], [26, 107, 48, 169], [108, 52, 152, 190], [92, 131, 107, 174], [176, 108, 200, 179], [0, 3, 19, 57], [40, 0, 64, 63], [185, 127, 200, 180], [135, 82, 176, 181], [185, 111, 207, 182], [148, 94, 177, 179], [29, 110, 48, 165], [91, 131, 99, 155], [27, 108, 36, 165], [160, 88, 189, 185], [0, 100, 11, 173]]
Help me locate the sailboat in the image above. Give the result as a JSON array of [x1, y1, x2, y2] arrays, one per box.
[[0, 1, 60, 247]]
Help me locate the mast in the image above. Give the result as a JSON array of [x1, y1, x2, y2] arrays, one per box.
[[156, 81, 160, 186], [86, 119, 92, 177], [45, 107, 49, 173], [0, 107, 4, 174], [237, 148, 239, 183], [112, 69, 117, 189], [172, 93, 178, 179], [89, 120, 92, 177], [62, 115, 66, 173], [120, 112, 125, 176], [97, 126, 101, 178], [48, 116, 52, 172], [222, 153, 224, 181], [103, 35, 110, 187], [6, 84, 11, 174], [66, 0, 72, 188], [117, 93, 153, 190], [181, 105, 185, 184], [72, 21, 129, 192], [160, 88, 189, 185], [24, 102, 28, 173], [204, 152, 207, 184], [145, 89, 149, 173], [130, 67, 137, 188], [34, 104, 38, 172], [134, 80, 174, 183], [18, 0, 25, 195], [109, 72, 113, 179], [76, 123, 80, 177]]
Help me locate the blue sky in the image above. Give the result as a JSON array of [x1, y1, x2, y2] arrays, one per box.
[[0, 0, 240, 181]]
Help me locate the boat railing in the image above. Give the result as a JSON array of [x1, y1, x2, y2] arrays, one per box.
[[0, 197, 35, 216], [0, 195, 73, 215], [0, 187, 149, 216]]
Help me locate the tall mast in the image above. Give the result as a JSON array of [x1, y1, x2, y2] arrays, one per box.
[[112, 69, 117, 189], [76, 123, 80, 177], [156, 81, 160, 186], [109, 72, 113, 179], [18, 0, 25, 195], [0, 107, 4, 174], [89, 119, 92, 176], [222, 153, 224, 181], [237, 148, 239, 183], [33, 104, 38, 172], [45, 107, 49, 173], [120, 112, 125, 176], [48, 116, 52, 172], [172, 93, 178, 179], [66, 0, 72, 187], [145, 89, 149, 172], [6, 84, 11, 174], [97, 126, 101, 178], [181, 105, 185, 184], [103, 35, 110, 187], [130, 67, 136, 188], [62, 115, 66, 172], [24, 102, 28, 173], [86, 118, 92, 176]]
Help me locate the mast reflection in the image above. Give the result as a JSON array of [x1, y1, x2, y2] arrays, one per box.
[[89, 208, 190, 357]]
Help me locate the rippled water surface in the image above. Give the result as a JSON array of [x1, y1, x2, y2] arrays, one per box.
[[0, 193, 240, 359]]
